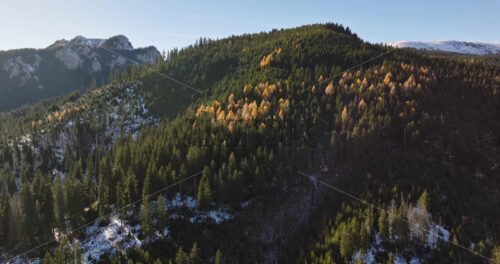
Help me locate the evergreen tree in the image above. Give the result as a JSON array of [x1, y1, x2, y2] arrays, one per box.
[[73, 241, 83, 264], [54, 174, 66, 231], [8, 195, 21, 248], [197, 169, 211, 210], [141, 174, 153, 240], [156, 194, 166, 235], [378, 210, 389, 239], [19, 180, 37, 247], [98, 155, 112, 221], [53, 237, 73, 264], [189, 242, 201, 264], [42, 251, 54, 264], [354, 249, 364, 264], [0, 189, 10, 245], [490, 246, 500, 264], [125, 167, 139, 213], [418, 190, 429, 211], [175, 247, 189, 264], [116, 180, 126, 218], [63, 144, 74, 173], [33, 173, 55, 240], [215, 249, 224, 264], [386, 253, 394, 264], [64, 173, 85, 227]]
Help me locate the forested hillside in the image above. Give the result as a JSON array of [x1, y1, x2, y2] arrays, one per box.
[[0, 23, 499, 264]]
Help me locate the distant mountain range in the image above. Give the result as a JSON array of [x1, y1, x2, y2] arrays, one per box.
[[0, 35, 160, 112], [390, 40, 500, 55]]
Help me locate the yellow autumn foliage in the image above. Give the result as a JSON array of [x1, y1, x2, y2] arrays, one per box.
[[244, 84, 252, 94], [217, 110, 225, 122], [325, 81, 334, 95], [341, 106, 349, 121], [258, 99, 271, 117], [259, 48, 282, 67], [383, 72, 393, 85], [358, 99, 366, 110], [226, 110, 236, 121]]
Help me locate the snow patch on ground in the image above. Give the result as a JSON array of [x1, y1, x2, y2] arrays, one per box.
[[6, 257, 40, 264], [426, 224, 450, 249], [77, 193, 231, 262], [240, 199, 252, 208], [166, 193, 232, 224], [350, 216, 450, 263], [80, 215, 141, 263]]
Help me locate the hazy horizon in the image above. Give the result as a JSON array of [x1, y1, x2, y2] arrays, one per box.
[[0, 0, 498, 52]]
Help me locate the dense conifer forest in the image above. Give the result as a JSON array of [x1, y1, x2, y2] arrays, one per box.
[[0, 23, 499, 263]]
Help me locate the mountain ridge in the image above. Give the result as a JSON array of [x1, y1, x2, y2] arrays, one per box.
[[391, 40, 500, 55], [0, 35, 160, 112]]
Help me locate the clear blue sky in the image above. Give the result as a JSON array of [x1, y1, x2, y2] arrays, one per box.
[[0, 0, 498, 52]]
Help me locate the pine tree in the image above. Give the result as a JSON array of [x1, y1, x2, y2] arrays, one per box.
[[186, 145, 203, 174], [63, 144, 74, 173], [156, 194, 166, 235], [98, 155, 112, 222], [189, 242, 201, 264], [387, 200, 397, 238], [42, 251, 54, 264], [20, 180, 37, 246], [141, 174, 153, 240], [73, 241, 83, 263], [64, 172, 85, 228], [378, 210, 389, 239], [354, 249, 364, 264], [0, 189, 10, 245], [54, 175, 66, 232], [8, 195, 21, 247], [418, 190, 429, 211], [386, 253, 394, 264], [33, 173, 54, 240], [125, 167, 138, 213], [116, 180, 126, 218], [215, 249, 224, 264], [197, 171, 211, 210], [490, 246, 500, 264], [54, 237, 73, 264], [175, 247, 189, 264]]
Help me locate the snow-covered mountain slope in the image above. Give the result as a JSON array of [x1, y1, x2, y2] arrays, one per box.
[[390, 40, 500, 55], [0, 35, 161, 112]]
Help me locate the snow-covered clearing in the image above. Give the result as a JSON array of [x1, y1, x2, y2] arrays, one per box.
[[77, 193, 231, 262], [79, 215, 142, 263]]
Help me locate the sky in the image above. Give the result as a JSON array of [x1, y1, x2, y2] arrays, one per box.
[[0, 0, 498, 52]]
